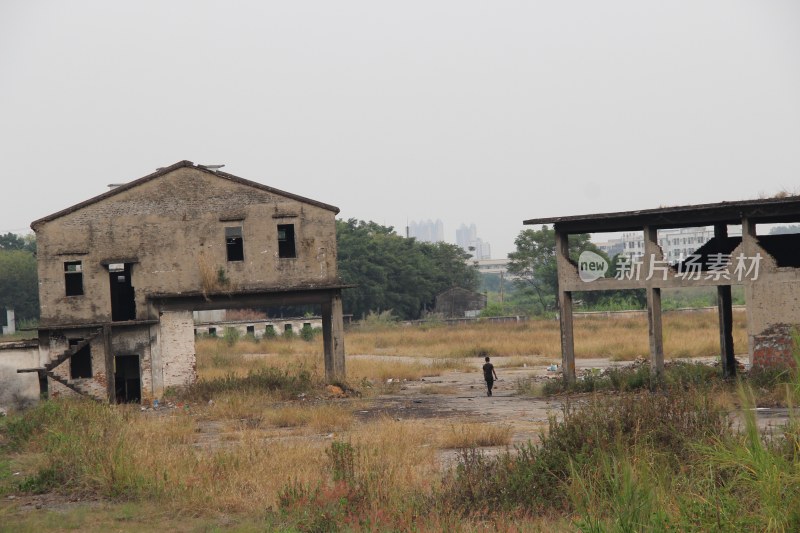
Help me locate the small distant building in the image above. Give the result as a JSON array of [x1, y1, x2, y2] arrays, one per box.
[[434, 287, 487, 318], [472, 258, 511, 276], [194, 316, 322, 338]]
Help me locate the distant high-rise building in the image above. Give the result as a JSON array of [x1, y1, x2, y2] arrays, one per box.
[[408, 219, 444, 243], [456, 223, 491, 260], [456, 223, 477, 250]]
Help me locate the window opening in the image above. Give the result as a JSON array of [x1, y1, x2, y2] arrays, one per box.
[[226, 226, 244, 261], [64, 261, 83, 296], [278, 224, 296, 258]]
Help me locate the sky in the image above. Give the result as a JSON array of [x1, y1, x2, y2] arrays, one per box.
[[1, 1, 799, 258]]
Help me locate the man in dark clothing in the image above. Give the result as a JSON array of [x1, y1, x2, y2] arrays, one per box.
[[482, 356, 498, 396]]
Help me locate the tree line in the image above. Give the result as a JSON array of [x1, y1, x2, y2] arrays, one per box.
[[336, 219, 479, 319], [0, 233, 39, 323]]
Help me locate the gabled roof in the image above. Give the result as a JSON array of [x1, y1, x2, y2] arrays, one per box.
[[31, 160, 339, 230], [524, 195, 800, 233]]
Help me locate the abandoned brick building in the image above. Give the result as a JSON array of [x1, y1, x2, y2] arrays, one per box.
[[23, 161, 347, 403], [526, 196, 800, 382]]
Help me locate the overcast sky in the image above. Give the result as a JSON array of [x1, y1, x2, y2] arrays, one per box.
[[1, 1, 799, 257]]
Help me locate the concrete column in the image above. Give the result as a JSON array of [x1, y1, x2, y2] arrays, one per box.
[[103, 325, 114, 403], [554, 229, 576, 383], [715, 224, 736, 378], [741, 217, 757, 361], [4, 309, 15, 335], [322, 290, 346, 381], [643, 226, 664, 376]]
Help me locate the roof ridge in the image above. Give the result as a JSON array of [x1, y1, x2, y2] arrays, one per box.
[[31, 161, 338, 229]]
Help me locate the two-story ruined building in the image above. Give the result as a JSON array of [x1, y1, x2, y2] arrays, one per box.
[[24, 161, 347, 403]]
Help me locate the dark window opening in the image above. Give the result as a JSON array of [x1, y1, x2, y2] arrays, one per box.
[[109, 263, 136, 321], [246, 325, 255, 335], [278, 224, 296, 258], [64, 261, 83, 296], [265, 325, 275, 335], [209, 327, 217, 336], [114, 354, 141, 403], [226, 226, 244, 261], [303, 322, 312, 329], [284, 324, 293, 332], [69, 338, 92, 379]]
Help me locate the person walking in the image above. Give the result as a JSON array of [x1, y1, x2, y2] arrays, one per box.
[[483, 356, 498, 396]]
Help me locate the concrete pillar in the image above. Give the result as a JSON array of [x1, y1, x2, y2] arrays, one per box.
[[643, 226, 664, 376], [554, 229, 576, 383], [103, 325, 114, 403], [3, 309, 15, 335], [714, 224, 736, 377], [322, 290, 346, 381], [741, 217, 757, 362]]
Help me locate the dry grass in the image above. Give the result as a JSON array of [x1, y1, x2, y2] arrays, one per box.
[[419, 384, 458, 395], [195, 311, 747, 386], [265, 404, 312, 428], [306, 404, 355, 433], [0, 310, 766, 530], [345, 310, 747, 361], [196, 254, 239, 294], [438, 422, 513, 448]]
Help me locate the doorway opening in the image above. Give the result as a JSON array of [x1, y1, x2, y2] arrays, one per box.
[[109, 263, 136, 321], [114, 354, 141, 403]]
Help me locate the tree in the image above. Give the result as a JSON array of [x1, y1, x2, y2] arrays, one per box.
[[0, 249, 39, 322], [0, 232, 36, 254], [506, 226, 602, 312], [336, 219, 479, 319]]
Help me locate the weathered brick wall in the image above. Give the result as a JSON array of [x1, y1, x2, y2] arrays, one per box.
[[45, 330, 108, 401], [746, 258, 800, 369], [751, 323, 798, 369], [158, 311, 196, 396], [35, 166, 338, 326]]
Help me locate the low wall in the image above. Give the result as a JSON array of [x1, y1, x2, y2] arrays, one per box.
[[195, 317, 323, 338], [0, 339, 40, 410]]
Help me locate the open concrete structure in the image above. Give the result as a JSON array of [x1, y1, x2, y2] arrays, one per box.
[[21, 161, 348, 403], [525, 196, 800, 382]]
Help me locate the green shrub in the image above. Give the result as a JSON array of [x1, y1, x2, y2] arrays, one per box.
[[1, 400, 61, 451], [300, 324, 318, 342], [223, 327, 240, 346], [180, 367, 315, 402], [438, 389, 729, 516]]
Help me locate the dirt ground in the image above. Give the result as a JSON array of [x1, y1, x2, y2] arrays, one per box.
[[349, 353, 790, 463]]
